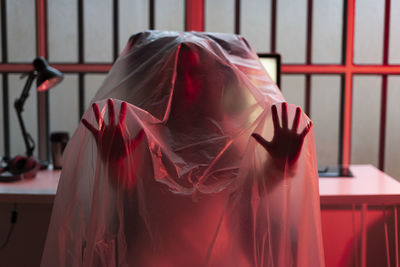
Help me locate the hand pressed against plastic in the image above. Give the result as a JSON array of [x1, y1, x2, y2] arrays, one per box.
[[252, 102, 312, 167], [81, 99, 144, 164]]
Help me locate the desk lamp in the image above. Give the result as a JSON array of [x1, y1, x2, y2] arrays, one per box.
[[14, 57, 63, 157]]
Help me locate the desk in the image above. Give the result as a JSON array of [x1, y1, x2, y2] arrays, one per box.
[[1, 165, 399, 204], [319, 165, 400, 267], [319, 164, 400, 205], [0, 170, 60, 204], [0, 166, 399, 266], [0, 170, 60, 267]]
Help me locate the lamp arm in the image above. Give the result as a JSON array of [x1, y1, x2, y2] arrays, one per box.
[[14, 72, 36, 156], [15, 72, 36, 112]]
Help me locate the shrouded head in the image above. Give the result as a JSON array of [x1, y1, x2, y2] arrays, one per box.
[[91, 31, 283, 122]]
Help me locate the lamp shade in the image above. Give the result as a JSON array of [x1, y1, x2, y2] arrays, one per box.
[[33, 57, 63, 92]]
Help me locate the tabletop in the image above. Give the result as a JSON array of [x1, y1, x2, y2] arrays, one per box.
[[319, 164, 400, 205], [1, 165, 400, 205], [0, 169, 60, 203]]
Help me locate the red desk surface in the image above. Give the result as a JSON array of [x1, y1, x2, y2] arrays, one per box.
[[319, 165, 400, 205], [0, 170, 60, 203], [1, 165, 400, 205]]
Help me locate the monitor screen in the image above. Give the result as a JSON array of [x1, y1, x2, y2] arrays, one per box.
[[258, 54, 281, 88]]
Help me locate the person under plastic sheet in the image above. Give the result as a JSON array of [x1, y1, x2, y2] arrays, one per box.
[[41, 31, 325, 267]]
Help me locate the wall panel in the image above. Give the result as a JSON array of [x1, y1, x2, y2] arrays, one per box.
[[155, 0, 184, 31], [49, 74, 79, 137], [312, 0, 343, 64], [276, 0, 307, 63], [48, 0, 78, 62], [281, 74, 305, 109], [385, 76, 400, 180], [354, 0, 384, 64], [389, 0, 400, 64], [119, 0, 149, 53], [205, 0, 235, 33], [241, 0, 271, 52], [311, 75, 341, 166], [84, 74, 108, 111], [7, 0, 36, 63], [351, 76, 381, 166], [84, 0, 113, 63]]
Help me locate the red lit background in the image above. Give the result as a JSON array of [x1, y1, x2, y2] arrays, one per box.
[[0, 1, 399, 267]]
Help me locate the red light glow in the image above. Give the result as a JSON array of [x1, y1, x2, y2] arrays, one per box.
[[37, 77, 62, 92]]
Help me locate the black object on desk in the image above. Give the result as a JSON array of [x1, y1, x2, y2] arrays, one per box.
[[318, 165, 353, 178]]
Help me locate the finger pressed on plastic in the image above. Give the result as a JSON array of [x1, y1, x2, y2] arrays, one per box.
[[292, 107, 301, 132], [281, 102, 288, 129], [81, 118, 99, 138], [271, 105, 279, 130], [119, 102, 127, 126], [108, 99, 115, 126], [301, 121, 313, 139], [92, 103, 101, 126], [251, 133, 271, 152]]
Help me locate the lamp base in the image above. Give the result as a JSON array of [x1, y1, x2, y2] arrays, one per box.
[[40, 160, 49, 170], [0, 156, 40, 182]]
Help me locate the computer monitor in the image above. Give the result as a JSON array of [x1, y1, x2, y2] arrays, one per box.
[[258, 53, 281, 88]]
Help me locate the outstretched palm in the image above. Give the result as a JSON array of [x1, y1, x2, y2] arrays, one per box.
[[82, 99, 144, 164], [252, 102, 312, 167]]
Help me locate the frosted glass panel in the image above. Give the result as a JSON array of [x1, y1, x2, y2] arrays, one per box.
[[276, 0, 307, 63], [205, 0, 234, 33], [84, 0, 113, 62], [49, 75, 79, 137], [48, 0, 78, 62], [311, 75, 341, 166], [119, 0, 149, 53], [351, 76, 381, 166], [84, 74, 108, 110], [312, 0, 343, 64], [389, 0, 400, 64], [155, 0, 184, 31], [9, 74, 38, 157], [7, 0, 36, 62], [281, 75, 305, 110], [385, 76, 400, 181], [354, 0, 384, 64], [241, 0, 271, 52]]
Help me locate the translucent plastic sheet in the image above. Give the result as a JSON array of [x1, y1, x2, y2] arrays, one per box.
[[41, 31, 325, 267]]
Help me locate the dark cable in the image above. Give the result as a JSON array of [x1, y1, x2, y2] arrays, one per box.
[[0, 203, 18, 249]]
